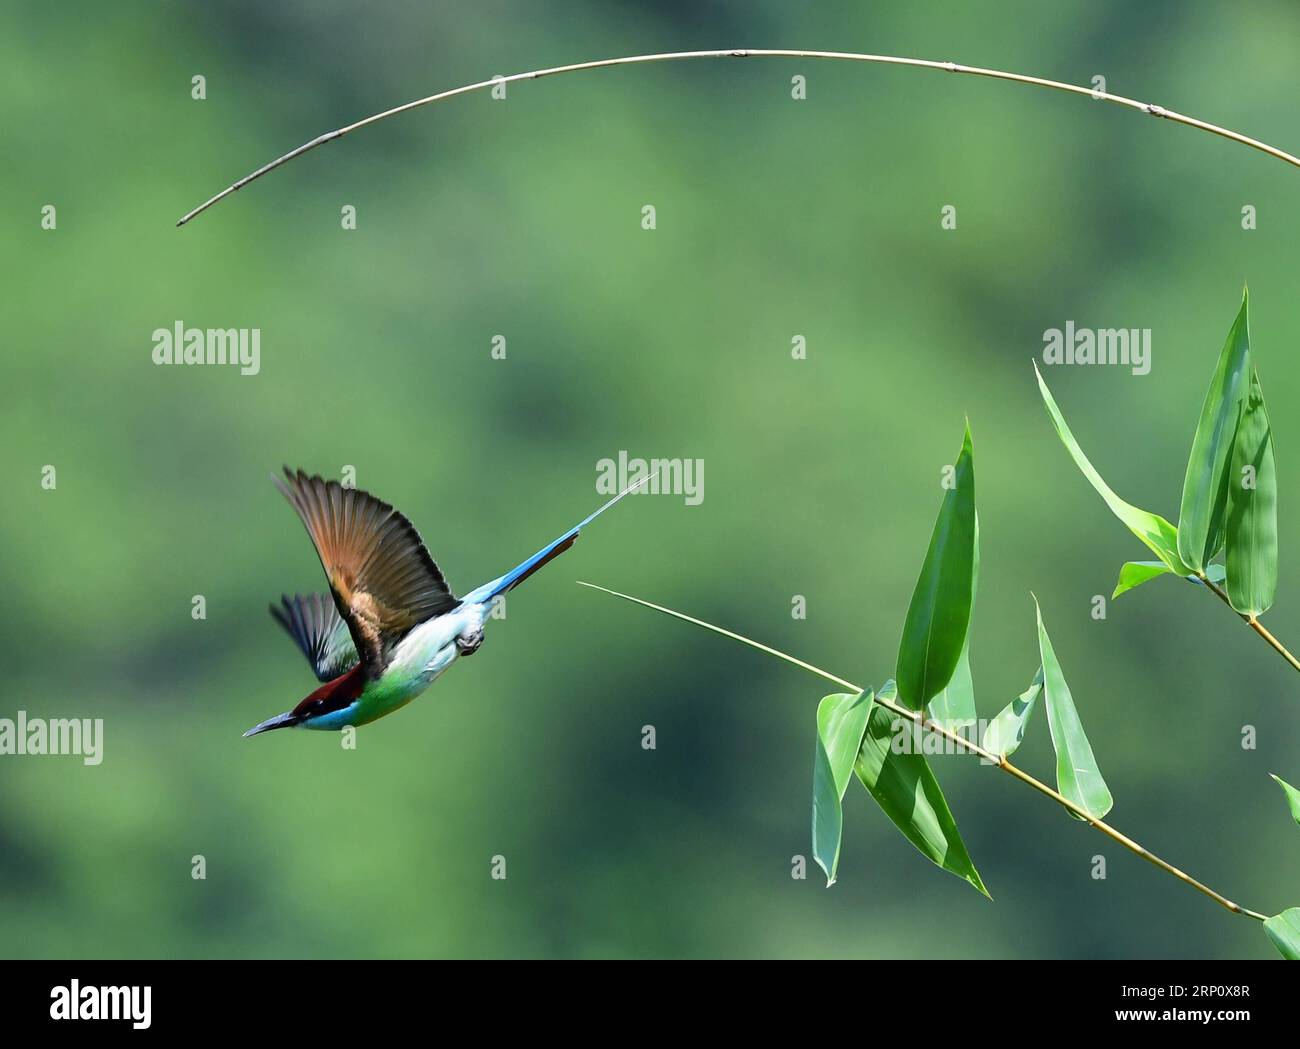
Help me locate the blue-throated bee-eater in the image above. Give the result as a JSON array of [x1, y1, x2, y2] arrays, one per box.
[[244, 468, 648, 737]]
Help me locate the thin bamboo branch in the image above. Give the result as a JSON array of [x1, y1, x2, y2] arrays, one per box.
[[578, 581, 1269, 922], [1200, 574, 1300, 674], [178, 48, 1300, 227]]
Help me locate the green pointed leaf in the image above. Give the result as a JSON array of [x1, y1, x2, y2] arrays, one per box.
[[898, 424, 976, 711], [1113, 562, 1225, 599], [1270, 774, 1300, 828], [1035, 363, 1191, 575], [854, 682, 990, 898], [1264, 909, 1300, 960], [1177, 292, 1252, 571], [982, 667, 1044, 759], [1034, 598, 1113, 820], [812, 691, 875, 886], [1112, 561, 1173, 599], [1225, 365, 1277, 616], [929, 646, 974, 733], [929, 515, 978, 731]]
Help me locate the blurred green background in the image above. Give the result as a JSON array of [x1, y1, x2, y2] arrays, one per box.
[[4, 0, 1299, 959]]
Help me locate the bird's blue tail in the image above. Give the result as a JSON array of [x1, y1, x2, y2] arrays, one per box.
[[462, 474, 655, 606]]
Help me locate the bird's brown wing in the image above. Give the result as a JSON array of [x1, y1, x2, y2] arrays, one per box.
[[275, 469, 459, 677]]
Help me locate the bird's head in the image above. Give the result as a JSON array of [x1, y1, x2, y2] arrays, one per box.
[[243, 665, 366, 737]]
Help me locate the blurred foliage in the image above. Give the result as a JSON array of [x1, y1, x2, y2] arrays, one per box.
[[2, 0, 1299, 958]]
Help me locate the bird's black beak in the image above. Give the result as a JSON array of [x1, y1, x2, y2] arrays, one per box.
[[242, 711, 300, 738]]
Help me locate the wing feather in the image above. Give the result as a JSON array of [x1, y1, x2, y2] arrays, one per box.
[[275, 469, 459, 676], [270, 593, 360, 681]]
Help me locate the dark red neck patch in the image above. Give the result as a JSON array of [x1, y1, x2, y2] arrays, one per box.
[[292, 663, 367, 721]]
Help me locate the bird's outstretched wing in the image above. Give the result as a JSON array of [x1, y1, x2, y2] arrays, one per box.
[[270, 593, 359, 681], [275, 469, 460, 677]]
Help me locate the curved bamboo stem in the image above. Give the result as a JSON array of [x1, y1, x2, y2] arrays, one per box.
[[178, 48, 1300, 227]]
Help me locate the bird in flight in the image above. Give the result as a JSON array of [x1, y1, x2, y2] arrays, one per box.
[[245, 468, 649, 737]]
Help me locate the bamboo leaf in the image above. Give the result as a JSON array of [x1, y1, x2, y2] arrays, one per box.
[[1113, 562, 1226, 599], [1034, 598, 1113, 820], [853, 681, 990, 898], [898, 424, 976, 711], [1177, 292, 1252, 572], [928, 646, 975, 733], [1225, 365, 1277, 616], [1035, 363, 1191, 575], [1270, 774, 1300, 828], [812, 691, 875, 886], [982, 667, 1044, 759], [929, 515, 978, 731], [1264, 909, 1300, 960], [1112, 561, 1173, 599]]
